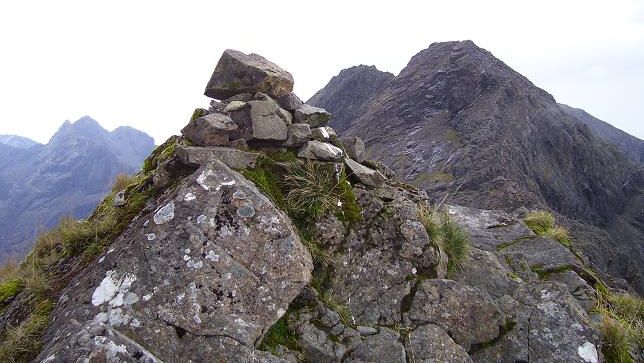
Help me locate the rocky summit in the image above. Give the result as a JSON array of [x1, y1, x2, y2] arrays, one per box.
[[309, 40, 644, 296], [0, 48, 639, 363]]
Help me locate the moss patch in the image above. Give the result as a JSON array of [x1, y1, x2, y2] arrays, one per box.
[[259, 312, 300, 355], [0, 278, 23, 306]]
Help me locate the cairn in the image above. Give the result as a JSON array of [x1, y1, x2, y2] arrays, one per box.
[[180, 49, 386, 187]]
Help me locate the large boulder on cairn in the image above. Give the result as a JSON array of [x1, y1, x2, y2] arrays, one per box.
[[204, 49, 294, 100], [181, 113, 238, 146]]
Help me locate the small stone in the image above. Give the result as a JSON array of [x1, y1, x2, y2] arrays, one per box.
[[224, 101, 247, 113], [357, 326, 378, 335], [204, 49, 294, 99], [277, 92, 303, 111], [209, 100, 225, 113], [311, 127, 337, 141], [226, 93, 254, 102], [181, 113, 238, 146], [345, 158, 386, 187], [342, 136, 366, 162], [294, 104, 331, 127], [113, 191, 126, 207], [283, 124, 311, 148], [297, 141, 343, 161]]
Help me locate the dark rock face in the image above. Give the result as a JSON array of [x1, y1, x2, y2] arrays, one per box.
[[37, 160, 313, 362], [560, 103, 644, 165], [0, 117, 154, 260], [309, 40, 644, 293]]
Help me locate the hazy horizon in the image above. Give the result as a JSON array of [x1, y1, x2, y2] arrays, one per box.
[[1, 0, 643, 144]]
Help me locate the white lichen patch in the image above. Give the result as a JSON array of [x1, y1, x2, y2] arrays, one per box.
[[184, 192, 196, 201], [99, 256, 105, 263], [215, 179, 236, 191], [187, 260, 203, 269], [197, 214, 207, 224], [143, 220, 150, 228], [93, 337, 129, 361], [154, 201, 175, 225], [92, 271, 119, 306], [185, 248, 191, 254], [183, 254, 191, 261], [91, 270, 138, 307], [197, 169, 215, 190], [143, 292, 154, 301], [146, 233, 156, 241], [206, 250, 220, 262], [577, 342, 598, 363], [277, 308, 286, 318]]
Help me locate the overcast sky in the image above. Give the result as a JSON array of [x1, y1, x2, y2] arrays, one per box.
[[0, 0, 642, 144]]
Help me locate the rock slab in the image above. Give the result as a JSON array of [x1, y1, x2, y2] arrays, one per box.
[[205, 49, 294, 100], [37, 160, 313, 362]]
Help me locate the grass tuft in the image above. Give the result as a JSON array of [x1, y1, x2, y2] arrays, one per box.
[[523, 211, 554, 235], [418, 204, 470, 276], [523, 210, 572, 247], [111, 173, 132, 193]]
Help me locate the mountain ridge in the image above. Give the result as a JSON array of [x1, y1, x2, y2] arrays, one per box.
[[309, 40, 644, 293], [0, 116, 154, 259]]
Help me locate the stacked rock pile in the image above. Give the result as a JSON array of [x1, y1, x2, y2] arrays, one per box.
[[180, 49, 386, 187]]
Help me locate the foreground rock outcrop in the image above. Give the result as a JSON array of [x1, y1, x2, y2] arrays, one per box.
[[1, 48, 621, 363]]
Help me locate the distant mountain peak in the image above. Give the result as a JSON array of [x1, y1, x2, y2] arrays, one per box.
[[0, 134, 40, 149]]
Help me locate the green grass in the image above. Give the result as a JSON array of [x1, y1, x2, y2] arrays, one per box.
[[523, 211, 572, 247], [440, 220, 470, 274], [0, 278, 23, 305], [418, 204, 470, 276], [523, 211, 555, 235], [244, 155, 361, 228], [258, 314, 300, 355]]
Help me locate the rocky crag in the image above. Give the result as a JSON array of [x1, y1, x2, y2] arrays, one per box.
[[2, 49, 640, 362], [308, 40, 644, 295]]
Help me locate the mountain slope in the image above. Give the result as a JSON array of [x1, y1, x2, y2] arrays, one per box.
[[0, 134, 40, 149], [559, 103, 644, 165], [0, 117, 154, 259], [309, 40, 644, 293]]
